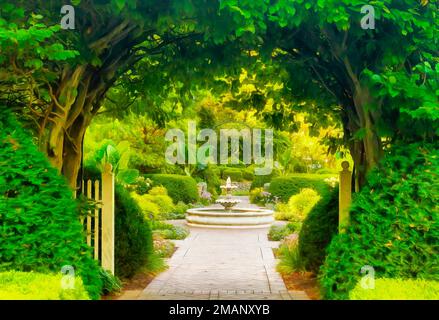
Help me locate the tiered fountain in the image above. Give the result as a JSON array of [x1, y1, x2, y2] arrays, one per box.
[[186, 177, 274, 228]]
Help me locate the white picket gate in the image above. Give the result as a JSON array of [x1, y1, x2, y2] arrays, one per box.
[[79, 164, 115, 275]]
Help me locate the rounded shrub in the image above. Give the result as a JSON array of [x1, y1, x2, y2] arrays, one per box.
[[115, 185, 153, 278], [250, 174, 275, 190], [269, 174, 333, 202], [0, 110, 102, 299], [242, 167, 255, 181], [298, 185, 339, 273], [201, 166, 221, 196], [222, 168, 244, 181], [320, 142, 439, 300], [146, 174, 199, 204]]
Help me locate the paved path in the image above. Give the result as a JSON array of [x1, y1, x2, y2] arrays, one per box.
[[138, 197, 309, 300]]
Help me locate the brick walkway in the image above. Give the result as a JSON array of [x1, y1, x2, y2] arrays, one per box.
[[138, 198, 309, 300]]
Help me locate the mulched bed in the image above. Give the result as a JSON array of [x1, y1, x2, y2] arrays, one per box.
[[102, 271, 157, 300], [272, 247, 321, 300], [281, 272, 321, 300]]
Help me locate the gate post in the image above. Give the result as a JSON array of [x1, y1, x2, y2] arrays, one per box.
[[339, 161, 352, 233], [101, 163, 115, 275]]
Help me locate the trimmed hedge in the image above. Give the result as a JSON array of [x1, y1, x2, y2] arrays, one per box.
[[0, 271, 90, 300], [269, 174, 334, 202], [115, 185, 154, 278], [349, 278, 439, 300], [0, 110, 102, 299], [250, 174, 275, 190], [320, 142, 439, 300], [298, 186, 339, 273], [221, 168, 244, 181], [145, 174, 199, 204]]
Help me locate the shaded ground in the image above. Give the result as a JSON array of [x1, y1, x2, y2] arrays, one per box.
[[281, 272, 321, 300]]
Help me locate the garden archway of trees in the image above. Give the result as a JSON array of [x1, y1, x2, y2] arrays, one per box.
[[1, 0, 437, 190]]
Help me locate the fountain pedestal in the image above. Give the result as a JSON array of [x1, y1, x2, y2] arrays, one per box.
[[186, 207, 274, 229]]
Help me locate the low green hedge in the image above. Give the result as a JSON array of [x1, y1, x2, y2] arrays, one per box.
[[221, 168, 244, 181], [250, 174, 275, 190], [298, 185, 339, 273], [115, 185, 154, 278], [349, 278, 439, 300], [145, 174, 199, 204], [269, 174, 334, 202], [0, 272, 90, 300]]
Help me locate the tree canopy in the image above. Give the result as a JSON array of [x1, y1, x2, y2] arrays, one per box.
[[1, 0, 437, 188]]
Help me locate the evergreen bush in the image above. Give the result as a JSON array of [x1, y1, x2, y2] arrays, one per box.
[[115, 185, 153, 278], [145, 174, 199, 204], [320, 142, 439, 299], [0, 110, 102, 299]]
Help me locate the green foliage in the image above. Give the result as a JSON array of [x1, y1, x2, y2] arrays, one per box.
[[99, 269, 122, 296], [250, 174, 275, 190], [320, 142, 439, 300], [0, 110, 102, 299], [222, 168, 244, 181], [274, 188, 321, 222], [86, 140, 139, 185], [298, 186, 339, 273], [249, 187, 266, 205], [130, 192, 161, 220], [84, 115, 169, 174], [200, 166, 221, 196], [153, 236, 176, 258], [268, 223, 299, 241], [115, 185, 153, 279], [152, 221, 190, 240], [349, 278, 439, 300], [0, 272, 89, 300], [277, 239, 306, 274], [133, 176, 153, 195], [146, 174, 199, 204], [242, 167, 255, 181], [167, 202, 190, 220], [269, 174, 334, 202]]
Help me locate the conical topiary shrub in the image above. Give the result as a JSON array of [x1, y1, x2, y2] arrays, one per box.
[[0, 109, 102, 299]]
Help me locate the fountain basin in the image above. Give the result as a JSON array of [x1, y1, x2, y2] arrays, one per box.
[[186, 207, 274, 229]]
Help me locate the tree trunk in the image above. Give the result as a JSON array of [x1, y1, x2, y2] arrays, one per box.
[[62, 113, 92, 190], [338, 56, 383, 190], [42, 67, 109, 189]]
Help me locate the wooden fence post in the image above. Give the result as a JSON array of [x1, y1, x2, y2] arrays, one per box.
[[101, 163, 115, 275], [339, 161, 352, 233]]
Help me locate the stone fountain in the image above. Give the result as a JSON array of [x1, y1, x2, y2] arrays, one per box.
[[215, 177, 241, 211], [186, 177, 274, 229]]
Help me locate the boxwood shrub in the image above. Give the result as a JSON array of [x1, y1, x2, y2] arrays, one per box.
[[320, 142, 439, 300], [221, 168, 244, 181], [145, 174, 199, 204], [250, 174, 275, 190], [298, 185, 339, 273], [0, 271, 90, 300], [115, 184, 154, 278], [269, 174, 334, 202], [349, 278, 439, 300], [0, 110, 102, 299]]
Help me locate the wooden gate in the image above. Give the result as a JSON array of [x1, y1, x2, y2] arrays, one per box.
[[79, 164, 115, 274]]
